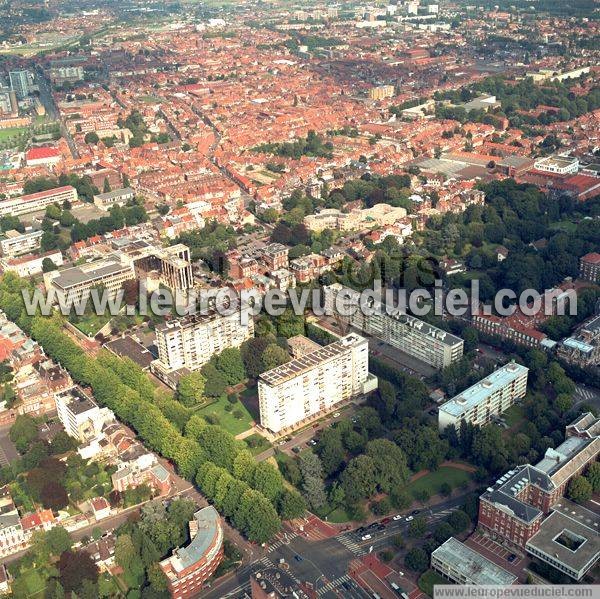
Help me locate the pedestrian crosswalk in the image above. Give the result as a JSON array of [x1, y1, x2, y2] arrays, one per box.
[[317, 574, 352, 596], [258, 556, 275, 568], [336, 534, 366, 556], [267, 531, 299, 552], [576, 386, 596, 402]]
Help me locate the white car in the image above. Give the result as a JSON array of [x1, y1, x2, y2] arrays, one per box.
[[333, 412, 341, 418], [361, 534, 372, 541], [398, 571, 404, 577], [405, 516, 414, 522], [392, 514, 402, 521]]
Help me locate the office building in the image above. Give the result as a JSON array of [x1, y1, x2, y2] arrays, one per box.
[[9, 70, 32, 100], [258, 333, 377, 434], [478, 413, 600, 549], [0, 229, 43, 258], [324, 284, 464, 369], [526, 500, 600, 581], [55, 387, 114, 442], [159, 506, 223, 599], [152, 309, 254, 387], [438, 362, 528, 431], [534, 155, 579, 176], [369, 85, 395, 100], [431, 537, 517, 586], [0, 186, 77, 218], [44, 254, 136, 306]]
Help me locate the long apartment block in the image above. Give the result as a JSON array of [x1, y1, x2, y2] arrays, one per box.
[[323, 283, 464, 369], [438, 361, 528, 431], [0, 186, 77, 217], [258, 333, 377, 434]]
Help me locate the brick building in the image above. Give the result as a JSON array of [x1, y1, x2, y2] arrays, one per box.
[[579, 252, 600, 283]]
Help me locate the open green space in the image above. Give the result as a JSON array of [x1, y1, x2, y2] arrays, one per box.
[[322, 506, 351, 523], [70, 312, 113, 337], [549, 220, 577, 233], [244, 433, 271, 456], [419, 569, 450, 597], [0, 127, 28, 141], [12, 568, 48, 598], [407, 466, 471, 498], [503, 404, 526, 428], [194, 394, 253, 436]]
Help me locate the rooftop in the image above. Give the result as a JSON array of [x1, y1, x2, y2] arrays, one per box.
[[432, 537, 517, 585], [439, 362, 528, 418], [49, 255, 131, 290], [56, 386, 98, 415], [260, 333, 366, 387]]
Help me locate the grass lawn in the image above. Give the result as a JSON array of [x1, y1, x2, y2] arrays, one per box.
[[549, 220, 577, 233], [407, 466, 471, 498], [323, 506, 351, 523], [195, 395, 253, 435], [418, 569, 450, 597], [71, 312, 112, 337], [503, 404, 526, 428], [138, 94, 162, 104], [0, 126, 28, 141], [244, 433, 271, 455], [20, 569, 47, 597]]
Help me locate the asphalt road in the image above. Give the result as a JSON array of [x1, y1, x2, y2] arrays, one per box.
[[202, 494, 468, 599]]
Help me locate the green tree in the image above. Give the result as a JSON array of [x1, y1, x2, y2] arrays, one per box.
[[366, 439, 409, 493], [278, 489, 306, 520], [341, 455, 377, 505], [214, 348, 246, 385], [586, 462, 600, 493], [408, 516, 426, 538], [299, 451, 327, 510], [252, 462, 284, 501], [84, 132, 100, 144], [176, 372, 206, 407], [10, 414, 38, 453], [405, 547, 428, 572], [261, 344, 290, 372], [568, 476, 592, 503]]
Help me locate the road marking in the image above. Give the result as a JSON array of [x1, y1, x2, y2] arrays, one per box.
[[336, 534, 366, 556], [267, 531, 299, 552], [317, 574, 352, 596]]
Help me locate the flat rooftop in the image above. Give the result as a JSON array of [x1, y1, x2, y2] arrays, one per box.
[[56, 387, 97, 415], [432, 537, 517, 585], [50, 256, 131, 290], [526, 499, 600, 579], [439, 361, 528, 418], [260, 333, 366, 387]]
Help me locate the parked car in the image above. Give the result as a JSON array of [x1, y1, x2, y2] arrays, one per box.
[[292, 446, 300, 453], [377, 524, 386, 531], [361, 534, 372, 541], [294, 555, 303, 562], [411, 510, 420, 515], [393, 514, 402, 521], [381, 518, 391, 525], [405, 516, 414, 522], [507, 554, 517, 563], [333, 412, 341, 418]]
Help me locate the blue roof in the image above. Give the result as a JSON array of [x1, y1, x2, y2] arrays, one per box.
[[440, 362, 528, 417]]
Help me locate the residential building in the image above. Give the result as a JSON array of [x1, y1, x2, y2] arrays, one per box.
[[111, 459, 171, 496], [525, 500, 600, 581], [0, 487, 26, 558], [55, 386, 114, 442], [159, 506, 224, 599], [258, 333, 377, 434], [431, 537, 517, 586], [0, 186, 77, 218], [324, 284, 464, 369], [0, 229, 43, 258], [579, 252, 600, 283], [261, 243, 289, 271], [1, 249, 64, 277], [438, 362, 528, 431], [43, 254, 135, 305], [152, 309, 254, 387], [93, 187, 135, 211], [25, 147, 62, 168], [9, 70, 32, 99], [370, 85, 395, 100], [478, 413, 600, 548]]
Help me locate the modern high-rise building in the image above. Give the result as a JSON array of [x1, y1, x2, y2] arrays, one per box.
[[151, 309, 254, 387], [9, 70, 32, 100], [324, 284, 464, 369], [55, 387, 114, 442], [258, 333, 377, 434], [438, 362, 528, 431]]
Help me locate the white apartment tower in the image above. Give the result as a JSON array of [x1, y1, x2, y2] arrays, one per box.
[[153, 309, 254, 378], [438, 362, 529, 431], [258, 333, 377, 434], [324, 284, 464, 369]]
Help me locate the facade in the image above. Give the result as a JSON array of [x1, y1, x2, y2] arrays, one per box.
[[159, 506, 224, 599], [0, 487, 26, 558], [0, 186, 77, 217], [9, 70, 31, 99], [44, 255, 135, 305], [152, 309, 254, 385], [258, 333, 377, 434], [1, 249, 64, 277], [0, 229, 43, 258], [370, 85, 395, 100], [93, 187, 135, 211], [431, 537, 517, 586], [579, 252, 600, 283], [438, 362, 528, 431], [478, 413, 600, 549], [324, 284, 464, 369], [55, 387, 113, 442], [262, 243, 289, 271], [557, 315, 600, 367], [534, 155, 579, 175]]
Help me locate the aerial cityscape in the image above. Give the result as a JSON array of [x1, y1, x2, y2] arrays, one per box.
[[0, 0, 598, 597]]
